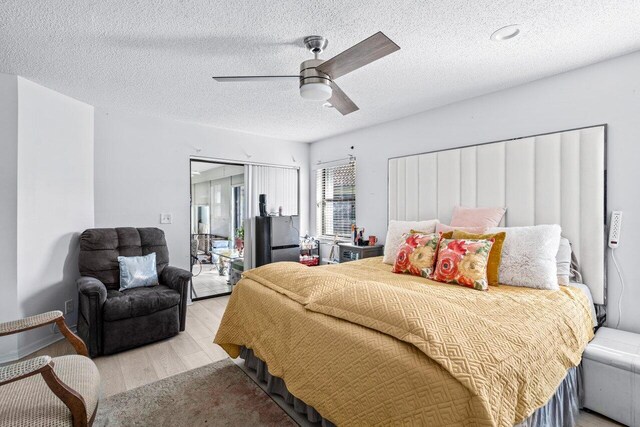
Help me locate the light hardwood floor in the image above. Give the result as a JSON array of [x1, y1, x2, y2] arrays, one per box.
[[192, 263, 233, 298], [31, 295, 620, 426], [28, 295, 231, 398]]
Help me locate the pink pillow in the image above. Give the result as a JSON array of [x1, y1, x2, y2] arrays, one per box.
[[436, 223, 487, 234], [449, 206, 506, 228]]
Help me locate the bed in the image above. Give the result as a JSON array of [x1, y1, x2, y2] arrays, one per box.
[[214, 125, 606, 426], [215, 258, 594, 426]]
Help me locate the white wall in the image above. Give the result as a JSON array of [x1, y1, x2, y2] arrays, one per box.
[[94, 110, 310, 272], [15, 77, 95, 353], [0, 75, 94, 361], [0, 74, 19, 358], [310, 50, 640, 333]]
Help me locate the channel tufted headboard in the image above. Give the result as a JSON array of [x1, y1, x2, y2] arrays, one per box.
[[388, 125, 606, 304]]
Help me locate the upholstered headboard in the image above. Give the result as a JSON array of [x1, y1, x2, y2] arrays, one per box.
[[388, 125, 606, 304]]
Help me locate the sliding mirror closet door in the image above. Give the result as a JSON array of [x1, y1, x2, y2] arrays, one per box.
[[190, 161, 246, 300]]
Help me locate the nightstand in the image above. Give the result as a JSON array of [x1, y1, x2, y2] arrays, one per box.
[[337, 243, 384, 263]]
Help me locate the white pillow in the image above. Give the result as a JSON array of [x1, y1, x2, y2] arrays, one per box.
[[383, 219, 439, 265], [487, 224, 561, 290], [556, 237, 572, 285], [567, 282, 598, 327]]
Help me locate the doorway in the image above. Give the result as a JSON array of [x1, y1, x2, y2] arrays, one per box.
[[190, 160, 245, 300]]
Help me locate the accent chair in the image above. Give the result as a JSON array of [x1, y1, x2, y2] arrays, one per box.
[[76, 227, 191, 357], [0, 310, 100, 426]]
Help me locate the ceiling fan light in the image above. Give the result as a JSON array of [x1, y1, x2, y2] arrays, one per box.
[[300, 82, 332, 101]]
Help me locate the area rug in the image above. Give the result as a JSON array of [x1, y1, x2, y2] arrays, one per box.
[[94, 358, 297, 426]]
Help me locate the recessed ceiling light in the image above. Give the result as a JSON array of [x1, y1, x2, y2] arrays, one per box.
[[322, 102, 334, 108], [490, 24, 521, 41]]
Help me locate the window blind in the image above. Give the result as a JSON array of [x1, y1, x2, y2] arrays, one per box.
[[316, 162, 356, 238]]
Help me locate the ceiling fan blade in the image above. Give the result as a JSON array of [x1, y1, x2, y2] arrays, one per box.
[[212, 75, 300, 82], [316, 32, 400, 80], [328, 82, 359, 115]]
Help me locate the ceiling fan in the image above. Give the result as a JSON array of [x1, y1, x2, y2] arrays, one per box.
[[212, 32, 400, 116]]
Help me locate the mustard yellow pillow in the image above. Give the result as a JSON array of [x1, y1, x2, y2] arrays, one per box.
[[440, 231, 454, 239], [411, 229, 453, 239], [452, 230, 506, 286]]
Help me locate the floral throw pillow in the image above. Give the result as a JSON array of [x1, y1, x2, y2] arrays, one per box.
[[433, 239, 494, 291], [393, 233, 439, 278]]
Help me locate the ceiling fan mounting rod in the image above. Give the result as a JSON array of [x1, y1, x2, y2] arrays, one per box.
[[304, 35, 328, 56]]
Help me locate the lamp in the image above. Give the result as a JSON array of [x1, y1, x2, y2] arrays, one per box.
[[300, 82, 332, 101]]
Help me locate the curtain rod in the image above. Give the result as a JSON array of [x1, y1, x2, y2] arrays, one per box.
[[190, 155, 300, 170], [315, 154, 355, 166]]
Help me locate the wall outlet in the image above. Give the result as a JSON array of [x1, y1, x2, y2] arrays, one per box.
[[160, 213, 172, 224], [65, 299, 73, 314]]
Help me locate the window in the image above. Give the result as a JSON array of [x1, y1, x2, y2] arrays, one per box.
[[316, 162, 356, 238]]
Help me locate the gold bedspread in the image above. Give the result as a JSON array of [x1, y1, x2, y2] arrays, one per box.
[[214, 257, 594, 426]]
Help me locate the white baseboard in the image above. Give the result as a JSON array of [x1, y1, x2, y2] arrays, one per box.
[[0, 324, 77, 364]]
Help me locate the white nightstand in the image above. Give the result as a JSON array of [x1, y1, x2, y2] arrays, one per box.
[[583, 326, 640, 426]]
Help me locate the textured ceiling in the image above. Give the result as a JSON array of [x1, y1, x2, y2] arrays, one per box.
[[1, 1, 639, 143]]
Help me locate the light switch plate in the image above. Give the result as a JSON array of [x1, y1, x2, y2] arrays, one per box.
[[160, 213, 172, 224]]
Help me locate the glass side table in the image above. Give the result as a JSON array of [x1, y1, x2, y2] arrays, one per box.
[[212, 249, 243, 282]]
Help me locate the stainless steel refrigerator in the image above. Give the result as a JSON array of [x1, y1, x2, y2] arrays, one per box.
[[254, 216, 300, 267]]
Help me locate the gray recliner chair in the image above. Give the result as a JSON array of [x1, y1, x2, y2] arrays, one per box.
[[76, 227, 191, 357]]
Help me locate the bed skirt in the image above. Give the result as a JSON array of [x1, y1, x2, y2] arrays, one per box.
[[240, 346, 582, 426]]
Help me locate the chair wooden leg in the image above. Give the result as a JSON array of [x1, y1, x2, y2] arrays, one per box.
[[41, 365, 88, 427], [55, 317, 89, 357], [88, 401, 98, 427]]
